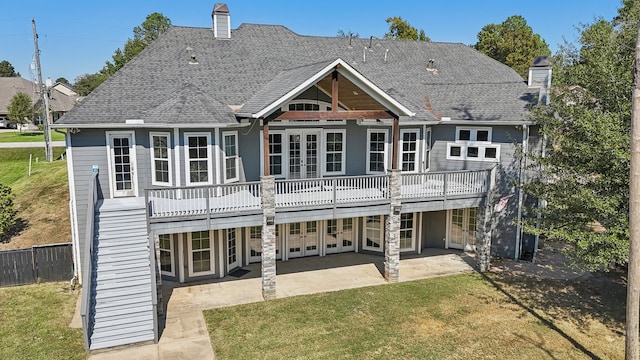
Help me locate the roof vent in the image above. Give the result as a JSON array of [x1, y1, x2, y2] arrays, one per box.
[[212, 3, 231, 39]]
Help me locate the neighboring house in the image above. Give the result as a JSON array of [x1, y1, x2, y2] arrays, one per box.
[[53, 3, 551, 351], [0, 76, 80, 126]]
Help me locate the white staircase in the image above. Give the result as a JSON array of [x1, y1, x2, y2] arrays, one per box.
[[88, 201, 156, 350]]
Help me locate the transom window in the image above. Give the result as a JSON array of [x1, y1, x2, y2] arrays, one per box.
[[150, 132, 171, 186], [447, 127, 499, 162]]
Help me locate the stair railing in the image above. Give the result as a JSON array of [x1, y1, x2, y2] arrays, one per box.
[[80, 171, 98, 351]]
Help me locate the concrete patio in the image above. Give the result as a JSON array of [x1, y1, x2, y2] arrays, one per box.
[[88, 249, 476, 359]]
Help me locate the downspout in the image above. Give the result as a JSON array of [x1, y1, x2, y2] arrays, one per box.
[[515, 124, 528, 260]]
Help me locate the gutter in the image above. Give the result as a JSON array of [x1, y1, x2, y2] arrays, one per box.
[[51, 122, 251, 129]]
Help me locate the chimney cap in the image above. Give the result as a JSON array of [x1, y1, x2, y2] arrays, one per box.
[[531, 56, 551, 67], [213, 3, 229, 14]]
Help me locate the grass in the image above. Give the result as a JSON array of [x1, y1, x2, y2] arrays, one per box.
[[0, 131, 65, 143], [0, 148, 70, 249], [204, 272, 625, 359], [0, 282, 84, 360]]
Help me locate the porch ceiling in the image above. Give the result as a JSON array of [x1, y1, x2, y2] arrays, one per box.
[[315, 73, 386, 111]]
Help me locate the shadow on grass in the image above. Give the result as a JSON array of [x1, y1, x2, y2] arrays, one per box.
[[482, 269, 627, 360], [0, 218, 28, 243]]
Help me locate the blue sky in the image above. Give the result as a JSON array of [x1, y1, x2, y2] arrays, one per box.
[[0, 1, 620, 83]]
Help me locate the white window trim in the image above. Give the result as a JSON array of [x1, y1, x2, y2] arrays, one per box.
[[363, 215, 384, 252], [399, 128, 420, 173], [187, 230, 215, 277], [322, 129, 346, 176], [399, 212, 416, 252], [149, 132, 172, 186], [260, 130, 286, 179], [184, 132, 213, 186], [366, 128, 389, 175], [158, 233, 175, 277], [105, 130, 138, 198], [455, 127, 492, 144], [222, 131, 239, 183], [446, 143, 501, 162]]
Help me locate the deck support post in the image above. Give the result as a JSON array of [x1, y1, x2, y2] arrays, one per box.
[[260, 175, 277, 300], [384, 169, 401, 282]]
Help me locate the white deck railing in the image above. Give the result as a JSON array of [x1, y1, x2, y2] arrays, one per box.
[[275, 175, 389, 208], [147, 182, 261, 218], [146, 170, 490, 219]]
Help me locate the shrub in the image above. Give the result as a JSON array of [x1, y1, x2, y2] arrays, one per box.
[[0, 183, 17, 242]]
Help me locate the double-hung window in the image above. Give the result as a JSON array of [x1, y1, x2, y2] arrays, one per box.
[[366, 129, 388, 174], [324, 130, 345, 175], [185, 133, 212, 185], [223, 131, 239, 182], [399, 129, 419, 172], [447, 127, 500, 162], [150, 132, 171, 186]]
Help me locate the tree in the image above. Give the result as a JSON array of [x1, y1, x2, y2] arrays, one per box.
[[474, 15, 550, 78], [101, 12, 171, 77], [73, 73, 107, 96], [7, 93, 33, 128], [55, 77, 69, 85], [0, 60, 20, 77], [384, 17, 430, 41], [337, 29, 359, 38], [0, 183, 17, 243], [522, 2, 639, 271]]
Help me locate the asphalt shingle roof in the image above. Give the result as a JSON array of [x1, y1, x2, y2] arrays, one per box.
[[57, 22, 536, 126]]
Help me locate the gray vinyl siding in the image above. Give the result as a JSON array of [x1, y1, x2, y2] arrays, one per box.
[[69, 129, 109, 271]]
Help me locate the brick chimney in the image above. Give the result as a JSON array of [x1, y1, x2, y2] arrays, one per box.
[[528, 56, 552, 105], [212, 3, 231, 39]]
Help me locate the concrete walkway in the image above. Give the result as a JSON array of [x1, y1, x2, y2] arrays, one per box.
[[86, 250, 476, 360]]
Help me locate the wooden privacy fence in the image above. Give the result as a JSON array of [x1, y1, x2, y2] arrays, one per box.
[[0, 243, 74, 287]]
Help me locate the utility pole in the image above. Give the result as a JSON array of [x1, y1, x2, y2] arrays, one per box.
[[32, 18, 53, 162], [626, 16, 640, 360]]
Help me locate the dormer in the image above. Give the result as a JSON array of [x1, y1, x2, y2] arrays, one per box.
[[212, 3, 231, 39]]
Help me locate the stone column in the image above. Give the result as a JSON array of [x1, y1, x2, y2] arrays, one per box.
[[384, 169, 401, 282], [476, 201, 493, 272], [260, 175, 277, 300]]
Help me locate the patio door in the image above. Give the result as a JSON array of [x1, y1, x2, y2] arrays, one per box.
[[246, 225, 282, 264], [226, 228, 239, 270], [107, 132, 137, 197], [448, 208, 478, 251], [287, 221, 319, 258], [288, 131, 319, 179], [325, 218, 356, 254]]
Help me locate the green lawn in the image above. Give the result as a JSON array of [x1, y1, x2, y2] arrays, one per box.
[[0, 147, 66, 188], [205, 272, 625, 359], [0, 131, 65, 143], [0, 282, 84, 360]]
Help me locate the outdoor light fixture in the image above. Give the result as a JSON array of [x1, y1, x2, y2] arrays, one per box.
[[266, 216, 275, 226], [393, 205, 402, 215]]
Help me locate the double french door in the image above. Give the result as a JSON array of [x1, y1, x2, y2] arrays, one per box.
[[325, 218, 355, 254], [448, 208, 478, 251], [288, 130, 319, 179], [286, 221, 319, 258]]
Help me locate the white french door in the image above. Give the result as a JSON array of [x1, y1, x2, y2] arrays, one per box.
[[325, 218, 356, 254], [226, 228, 239, 270], [246, 225, 282, 264], [286, 221, 319, 258], [288, 130, 319, 179], [448, 208, 478, 251], [107, 132, 137, 197]]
